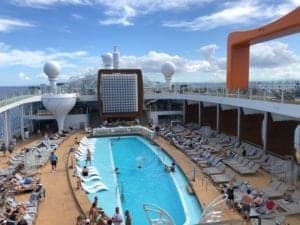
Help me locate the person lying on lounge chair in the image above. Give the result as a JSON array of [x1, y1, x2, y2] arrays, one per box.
[[253, 193, 264, 207], [13, 183, 37, 193], [82, 166, 89, 177]]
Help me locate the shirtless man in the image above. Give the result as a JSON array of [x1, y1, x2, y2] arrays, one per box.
[[240, 189, 253, 219]]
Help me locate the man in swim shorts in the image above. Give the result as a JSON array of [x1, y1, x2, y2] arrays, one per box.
[[49, 151, 58, 172], [240, 189, 253, 219]]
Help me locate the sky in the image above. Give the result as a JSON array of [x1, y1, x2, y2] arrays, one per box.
[[0, 0, 299, 86]]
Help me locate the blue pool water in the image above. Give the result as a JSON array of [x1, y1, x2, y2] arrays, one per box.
[[77, 136, 202, 225]]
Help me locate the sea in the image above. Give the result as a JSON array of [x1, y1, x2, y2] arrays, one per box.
[[0, 86, 29, 99]]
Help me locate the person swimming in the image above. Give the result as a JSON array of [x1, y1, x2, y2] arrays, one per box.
[[114, 167, 120, 174], [164, 162, 176, 172]]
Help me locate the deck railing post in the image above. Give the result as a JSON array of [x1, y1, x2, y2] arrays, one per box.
[[193, 168, 196, 182]]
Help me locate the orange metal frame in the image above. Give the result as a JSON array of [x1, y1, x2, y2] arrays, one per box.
[[227, 7, 300, 90]]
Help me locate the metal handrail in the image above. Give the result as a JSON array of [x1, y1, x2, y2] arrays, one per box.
[[199, 194, 228, 224], [1, 85, 300, 108], [143, 203, 175, 225]]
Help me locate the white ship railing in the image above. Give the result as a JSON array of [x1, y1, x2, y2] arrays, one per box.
[[143, 87, 300, 105], [1, 85, 300, 109], [92, 125, 156, 139]]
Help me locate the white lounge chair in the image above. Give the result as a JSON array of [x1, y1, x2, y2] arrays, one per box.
[[82, 182, 108, 193]]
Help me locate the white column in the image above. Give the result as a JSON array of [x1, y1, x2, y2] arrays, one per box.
[[182, 101, 186, 124], [198, 102, 202, 126], [19, 105, 24, 140], [3, 111, 10, 146], [237, 107, 241, 141], [216, 104, 220, 132], [30, 103, 34, 133], [262, 112, 268, 151]]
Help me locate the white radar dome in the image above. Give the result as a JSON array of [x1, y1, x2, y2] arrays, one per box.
[[161, 61, 176, 77], [102, 53, 113, 67], [43, 61, 61, 79], [161, 62, 176, 88]]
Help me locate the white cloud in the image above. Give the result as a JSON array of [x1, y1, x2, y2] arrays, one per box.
[[250, 42, 298, 68], [1, 40, 300, 84], [9, 0, 300, 28], [35, 73, 48, 80], [71, 13, 83, 20], [200, 44, 218, 61], [199, 44, 226, 72], [98, 0, 209, 26], [0, 43, 89, 68], [121, 51, 210, 73], [0, 18, 35, 32], [163, 0, 299, 30], [249, 41, 300, 81], [99, 4, 136, 26], [11, 0, 211, 26], [18, 72, 31, 80], [11, 0, 92, 7]]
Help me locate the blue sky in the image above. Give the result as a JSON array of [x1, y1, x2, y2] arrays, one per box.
[[0, 0, 299, 86]]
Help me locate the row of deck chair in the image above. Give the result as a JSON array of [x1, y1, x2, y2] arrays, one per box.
[[276, 190, 300, 215], [2, 192, 42, 225], [259, 179, 291, 199], [223, 155, 261, 175]]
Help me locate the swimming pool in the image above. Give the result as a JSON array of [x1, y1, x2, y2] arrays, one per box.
[[77, 135, 202, 225]]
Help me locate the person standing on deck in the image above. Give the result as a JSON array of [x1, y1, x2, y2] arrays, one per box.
[[49, 151, 58, 172], [125, 210, 131, 225], [86, 148, 92, 166], [240, 189, 253, 220], [112, 207, 123, 225]]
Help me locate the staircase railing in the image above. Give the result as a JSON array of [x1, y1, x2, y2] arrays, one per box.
[[199, 194, 227, 224], [143, 203, 175, 225]]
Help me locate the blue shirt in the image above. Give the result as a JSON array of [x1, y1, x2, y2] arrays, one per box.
[[50, 154, 57, 162]]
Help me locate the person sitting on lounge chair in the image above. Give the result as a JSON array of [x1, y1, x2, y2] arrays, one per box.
[[0, 143, 7, 155], [82, 166, 89, 177], [283, 193, 293, 203], [13, 183, 37, 193], [266, 198, 276, 213], [29, 184, 45, 201], [253, 193, 264, 207]]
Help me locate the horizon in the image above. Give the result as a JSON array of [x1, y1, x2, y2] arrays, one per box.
[[0, 1, 299, 85]]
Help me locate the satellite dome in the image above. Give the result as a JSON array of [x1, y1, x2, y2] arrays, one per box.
[[161, 62, 176, 77], [161, 62, 176, 89], [102, 53, 113, 67], [43, 61, 61, 79]]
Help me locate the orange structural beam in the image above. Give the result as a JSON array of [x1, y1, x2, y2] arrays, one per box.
[[227, 7, 300, 90]]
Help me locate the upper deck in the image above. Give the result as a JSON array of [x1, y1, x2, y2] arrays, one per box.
[[1, 86, 300, 119]]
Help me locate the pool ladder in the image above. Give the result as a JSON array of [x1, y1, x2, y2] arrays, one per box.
[[143, 203, 175, 225]]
